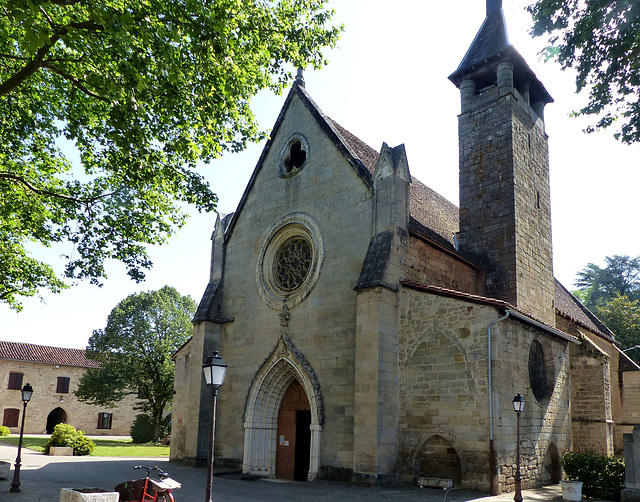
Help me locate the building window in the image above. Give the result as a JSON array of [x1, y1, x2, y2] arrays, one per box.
[[3, 408, 20, 427], [97, 413, 113, 430], [7, 372, 23, 390], [56, 376, 70, 394], [256, 213, 324, 310], [529, 339, 554, 404], [274, 236, 312, 291], [279, 134, 309, 178]]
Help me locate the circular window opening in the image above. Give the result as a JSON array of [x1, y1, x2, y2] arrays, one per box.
[[280, 134, 309, 178], [273, 236, 312, 291], [256, 213, 324, 310], [529, 339, 552, 403]]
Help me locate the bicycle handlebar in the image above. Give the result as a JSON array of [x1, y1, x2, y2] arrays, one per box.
[[133, 465, 169, 478]]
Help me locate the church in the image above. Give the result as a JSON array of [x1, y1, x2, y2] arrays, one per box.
[[170, 0, 640, 493]]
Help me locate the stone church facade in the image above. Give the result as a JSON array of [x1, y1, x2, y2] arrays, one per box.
[[171, 1, 640, 493]]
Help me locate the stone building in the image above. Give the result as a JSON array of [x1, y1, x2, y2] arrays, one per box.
[[0, 341, 138, 436], [170, 0, 640, 493]]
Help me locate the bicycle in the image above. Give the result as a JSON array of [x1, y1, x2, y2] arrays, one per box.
[[115, 465, 181, 502]]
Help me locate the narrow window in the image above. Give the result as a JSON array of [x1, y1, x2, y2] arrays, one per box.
[[8, 372, 23, 390], [97, 412, 113, 430], [56, 376, 70, 394], [3, 408, 20, 427]]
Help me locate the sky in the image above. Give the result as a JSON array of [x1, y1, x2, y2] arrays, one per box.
[[2, 0, 640, 349]]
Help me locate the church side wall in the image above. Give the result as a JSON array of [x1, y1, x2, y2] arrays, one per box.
[[212, 95, 375, 474], [398, 289, 571, 492], [404, 236, 482, 294]]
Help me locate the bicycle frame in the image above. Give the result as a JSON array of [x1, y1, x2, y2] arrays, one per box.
[[115, 465, 181, 502]]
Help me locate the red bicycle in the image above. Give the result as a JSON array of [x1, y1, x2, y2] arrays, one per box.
[[115, 465, 181, 502]]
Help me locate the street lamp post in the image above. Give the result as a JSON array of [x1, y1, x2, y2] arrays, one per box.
[[10, 383, 33, 493], [512, 393, 524, 502], [202, 351, 228, 502]]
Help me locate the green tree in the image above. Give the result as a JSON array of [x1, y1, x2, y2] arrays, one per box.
[[75, 286, 196, 441], [0, 0, 341, 310], [527, 0, 640, 144], [574, 255, 640, 309], [595, 295, 640, 357]]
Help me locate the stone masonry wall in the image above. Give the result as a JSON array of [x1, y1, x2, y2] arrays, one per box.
[[1, 359, 138, 436], [569, 338, 613, 455], [398, 289, 571, 492], [457, 82, 555, 326], [404, 236, 482, 294]]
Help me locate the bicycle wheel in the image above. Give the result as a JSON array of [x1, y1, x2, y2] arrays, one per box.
[[156, 492, 174, 502]]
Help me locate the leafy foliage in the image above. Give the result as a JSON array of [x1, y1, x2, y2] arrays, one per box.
[[561, 450, 625, 500], [528, 0, 640, 144], [0, 425, 9, 436], [44, 423, 95, 456], [596, 295, 640, 355], [575, 255, 640, 309], [0, 0, 341, 310], [130, 414, 155, 444], [574, 255, 640, 359], [75, 286, 195, 441]]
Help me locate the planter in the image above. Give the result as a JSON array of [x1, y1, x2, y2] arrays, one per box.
[[561, 480, 583, 501], [59, 488, 119, 502], [50, 446, 74, 456], [0, 461, 10, 480]]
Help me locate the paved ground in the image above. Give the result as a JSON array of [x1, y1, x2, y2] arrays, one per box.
[[0, 441, 564, 502]]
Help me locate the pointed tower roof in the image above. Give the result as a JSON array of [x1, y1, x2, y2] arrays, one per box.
[[449, 0, 553, 105]]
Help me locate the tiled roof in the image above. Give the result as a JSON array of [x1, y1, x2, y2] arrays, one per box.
[[0, 341, 100, 368], [554, 281, 614, 341], [328, 119, 459, 248]]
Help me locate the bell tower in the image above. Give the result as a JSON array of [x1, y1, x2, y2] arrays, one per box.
[[449, 0, 556, 325]]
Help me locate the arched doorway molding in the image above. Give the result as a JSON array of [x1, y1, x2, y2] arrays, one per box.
[[243, 335, 324, 479], [409, 430, 467, 486]]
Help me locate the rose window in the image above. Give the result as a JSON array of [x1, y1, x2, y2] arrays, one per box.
[[274, 237, 312, 291]]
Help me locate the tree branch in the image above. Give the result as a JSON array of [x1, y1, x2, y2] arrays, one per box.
[[0, 20, 103, 96], [0, 173, 115, 204], [42, 62, 110, 102]]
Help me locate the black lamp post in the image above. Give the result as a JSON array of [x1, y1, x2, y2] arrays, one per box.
[[10, 383, 33, 493], [202, 351, 227, 502], [512, 393, 524, 502]]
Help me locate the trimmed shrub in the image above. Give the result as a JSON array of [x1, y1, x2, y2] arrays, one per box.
[[44, 423, 94, 456], [562, 450, 625, 500], [0, 425, 10, 436], [130, 414, 155, 444]]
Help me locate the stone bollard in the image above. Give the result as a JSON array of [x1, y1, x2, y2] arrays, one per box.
[[0, 461, 10, 479], [622, 426, 640, 502], [59, 488, 119, 502]]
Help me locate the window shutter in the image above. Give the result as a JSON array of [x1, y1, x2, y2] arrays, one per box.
[[3, 408, 20, 427], [97, 413, 103, 429], [108, 413, 113, 430], [8, 372, 23, 390], [57, 377, 70, 394]]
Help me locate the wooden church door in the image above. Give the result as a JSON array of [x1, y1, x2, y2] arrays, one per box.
[[275, 380, 311, 480]]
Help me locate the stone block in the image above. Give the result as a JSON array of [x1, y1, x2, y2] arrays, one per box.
[[59, 488, 119, 502], [0, 461, 10, 479], [418, 477, 454, 489], [50, 446, 74, 456]]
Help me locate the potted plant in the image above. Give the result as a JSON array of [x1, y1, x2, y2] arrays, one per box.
[[561, 450, 625, 501]]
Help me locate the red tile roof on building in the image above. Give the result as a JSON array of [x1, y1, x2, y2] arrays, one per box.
[[0, 341, 100, 368]]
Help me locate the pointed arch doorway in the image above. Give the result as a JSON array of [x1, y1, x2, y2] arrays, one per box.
[[276, 380, 311, 480], [46, 407, 68, 434], [243, 336, 324, 481]]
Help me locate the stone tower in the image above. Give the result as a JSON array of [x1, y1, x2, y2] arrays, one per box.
[[449, 0, 556, 325]]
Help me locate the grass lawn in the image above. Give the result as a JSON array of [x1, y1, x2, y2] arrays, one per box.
[[0, 436, 170, 457]]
